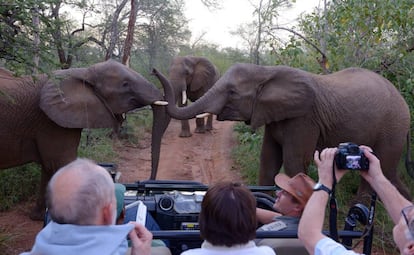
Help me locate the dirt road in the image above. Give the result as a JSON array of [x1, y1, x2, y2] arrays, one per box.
[[0, 118, 243, 254], [117, 118, 243, 184]]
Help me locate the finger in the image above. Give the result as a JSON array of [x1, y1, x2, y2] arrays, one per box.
[[128, 229, 140, 244], [133, 222, 153, 240], [314, 150, 320, 163], [359, 145, 373, 153]]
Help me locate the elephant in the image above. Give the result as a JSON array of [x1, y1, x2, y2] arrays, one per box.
[[152, 64, 412, 200], [168, 56, 220, 137], [0, 60, 170, 220]]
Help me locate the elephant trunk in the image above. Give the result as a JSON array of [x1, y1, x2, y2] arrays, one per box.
[[150, 104, 171, 179], [152, 68, 222, 120], [168, 77, 187, 105]]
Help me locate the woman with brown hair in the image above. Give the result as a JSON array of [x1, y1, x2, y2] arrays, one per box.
[[182, 181, 275, 255]]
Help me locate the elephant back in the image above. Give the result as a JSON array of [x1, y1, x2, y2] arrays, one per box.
[[0, 74, 53, 138]]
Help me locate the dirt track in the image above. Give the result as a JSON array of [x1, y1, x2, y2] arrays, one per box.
[[0, 118, 243, 254], [117, 118, 243, 184]]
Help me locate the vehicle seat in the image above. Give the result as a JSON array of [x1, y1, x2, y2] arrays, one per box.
[[257, 238, 309, 255]]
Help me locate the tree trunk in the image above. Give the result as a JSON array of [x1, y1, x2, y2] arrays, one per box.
[[122, 0, 138, 67], [31, 5, 40, 74], [105, 0, 128, 60]]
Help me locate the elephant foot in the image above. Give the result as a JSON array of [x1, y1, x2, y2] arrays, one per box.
[[205, 125, 213, 131], [179, 131, 192, 137], [29, 206, 46, 221], [194, 127, 206, 133]]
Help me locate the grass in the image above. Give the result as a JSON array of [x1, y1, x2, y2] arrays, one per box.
[[232, 122, 414, 254], [232, 124, 263, 183], [0, 164, 41, 212], [0, 226, 16, 252]]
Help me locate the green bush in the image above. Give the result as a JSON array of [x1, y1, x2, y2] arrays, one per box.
[[77, 128, 117, 162], [0, 164, 41, 211], [232, 123, 263, 184]]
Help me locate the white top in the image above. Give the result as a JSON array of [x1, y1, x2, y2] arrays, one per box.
[[181, 240, 275, 255], [315, 237, 363, 255]]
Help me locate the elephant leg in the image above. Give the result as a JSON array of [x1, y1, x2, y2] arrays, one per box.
[[179, 119, 192, 137], [30, 127, 81, 220], [31, 166, 54, 220], [194, 117, 206, 133], [259, 126, 283, 186], [205, 114, 213, 131], [280, 121, 319, 178], [355, 139, 412, 205], [178, 99, 192, 137], [373, 141, 411, 199]]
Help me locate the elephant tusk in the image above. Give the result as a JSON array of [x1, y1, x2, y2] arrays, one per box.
[[196, 113, 210, 118], [153, 100, 168, 106], [182, 90, 187, 105]]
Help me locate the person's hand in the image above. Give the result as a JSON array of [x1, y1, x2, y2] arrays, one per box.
[[314, 148, 347, 189], [358, 145, 383, 184], [128, 222, 153, 255]]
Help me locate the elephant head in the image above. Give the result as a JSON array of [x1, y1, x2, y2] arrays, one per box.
[[40, 60, 169, 179], [154, 63, 314, 131], [167, 56, 220, 137]]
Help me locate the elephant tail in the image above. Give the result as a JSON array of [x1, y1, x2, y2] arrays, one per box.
[[405, 130, 414, 179]]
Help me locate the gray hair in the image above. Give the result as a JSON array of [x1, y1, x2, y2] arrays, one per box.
[[46, 158, 114, 225]]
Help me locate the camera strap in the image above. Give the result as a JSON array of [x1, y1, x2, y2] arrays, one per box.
[[329, 163, 339, 242]]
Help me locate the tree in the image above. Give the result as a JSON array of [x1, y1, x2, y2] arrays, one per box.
[[0, 0, 104, 72], [132, 0, 190, 72], [231, 0, 293, 65], [298, 0, 414, 72]]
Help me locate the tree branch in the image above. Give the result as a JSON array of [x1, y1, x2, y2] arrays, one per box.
[[271, 26, 331, 74]]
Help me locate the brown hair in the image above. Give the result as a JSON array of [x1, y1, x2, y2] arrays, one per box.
[[199, 182, 256, 247]]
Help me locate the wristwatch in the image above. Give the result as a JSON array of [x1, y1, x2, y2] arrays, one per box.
[[313, 183, 332, 195]]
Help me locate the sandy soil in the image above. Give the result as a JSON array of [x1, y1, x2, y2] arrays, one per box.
[[0, 118, 243, 254]]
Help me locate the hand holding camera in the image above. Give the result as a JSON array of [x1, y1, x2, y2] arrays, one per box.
[[334, 142, 369, 170]]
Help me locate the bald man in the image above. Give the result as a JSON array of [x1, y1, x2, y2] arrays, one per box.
[[21, 158, 152, 255]]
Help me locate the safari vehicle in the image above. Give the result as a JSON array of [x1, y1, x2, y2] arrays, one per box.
[[122, 179, 376, 255]]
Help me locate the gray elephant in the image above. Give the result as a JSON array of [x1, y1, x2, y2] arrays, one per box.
[[168, 56, 220, 137], [152, 64, 412, 199], [0, 60, 170, 220]]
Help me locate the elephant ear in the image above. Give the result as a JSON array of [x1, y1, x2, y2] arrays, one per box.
[[39, 68, 117, 129], [250, 66, 316, 129], [191, 57, 218, 92]]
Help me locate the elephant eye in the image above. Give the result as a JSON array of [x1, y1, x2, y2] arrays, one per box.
[[122, 81, 129, 88]]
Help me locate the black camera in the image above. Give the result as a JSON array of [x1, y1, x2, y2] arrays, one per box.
[[334, 142, 369, 170]]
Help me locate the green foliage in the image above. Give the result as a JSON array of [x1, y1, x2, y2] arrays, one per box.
[[1, 0, 190, 74], [297, 0, 414, 70], [77, 128, 117, 162], [0, 164, 41, 211], [232, 123, 263, 184], [176, 43, 251, 75], [121, 109, 154, 144]]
